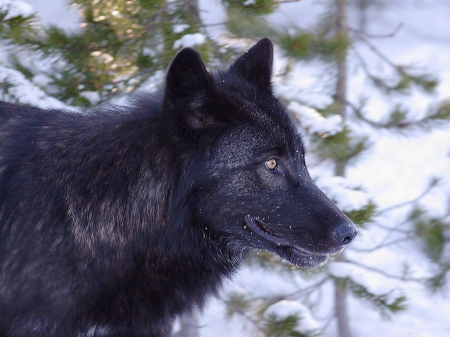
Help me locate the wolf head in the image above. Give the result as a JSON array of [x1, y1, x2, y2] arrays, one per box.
[[163, 38, 357, 268]]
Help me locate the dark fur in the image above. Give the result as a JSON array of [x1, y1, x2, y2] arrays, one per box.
[[0, 39, 356, 336]]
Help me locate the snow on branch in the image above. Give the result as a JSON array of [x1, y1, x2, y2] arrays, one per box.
[[173, 33, 207, 49], [315, 175, 370, 212], [0, 65, 65, 108], [290, 101, 343, 136], [0, 0, 33, 20], [328, 261, 407, 318], [264, 300, 320, 333]]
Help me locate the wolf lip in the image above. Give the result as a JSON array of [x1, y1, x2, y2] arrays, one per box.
[[244, 215, 330, 268], [244, 215, 290, 246], [287, 247, 329, 267], [253, 218, 283, 239]]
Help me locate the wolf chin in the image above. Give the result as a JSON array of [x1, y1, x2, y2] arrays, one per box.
[[0, 38, 357, 336]]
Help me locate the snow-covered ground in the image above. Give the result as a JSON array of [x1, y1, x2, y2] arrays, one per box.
[[11, 0, 450, 336]]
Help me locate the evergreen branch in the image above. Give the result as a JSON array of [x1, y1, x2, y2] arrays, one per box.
[[226, 277, 330, 306], [413, 206, 450, 263], [371, 222, 411, 234], [352, 35, 438, 95], [351, 234, 416, 253], [349, 23, 403, 39], [111, 65, 159, 85], [224, 289, 322, 337], [352, 27, 436, 92], [378, 178, 439, 214], [347, 98, 450, 130], [264, 314, 312, 337], [288, 277, 331, 299], [346, 278, 408, 319], [317, 312, 336, 336], [353, 44, 416, 97], [427, 264, 450, 292], [346, 259, 424, 283], [359, 33, 396, 66], [0, 12, 38, 44], [199, 21, 229, 27], [345, 98, 387, 128], [221, 295, 267, 334]]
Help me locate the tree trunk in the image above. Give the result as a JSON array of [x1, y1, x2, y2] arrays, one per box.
[[356, 0, 370, 32], [334, 254, 352, 337]]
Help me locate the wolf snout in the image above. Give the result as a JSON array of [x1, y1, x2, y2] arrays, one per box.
[[333, 221, 358, 247]]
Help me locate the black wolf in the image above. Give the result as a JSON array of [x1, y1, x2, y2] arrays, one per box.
[[0, 38, 356, 336]]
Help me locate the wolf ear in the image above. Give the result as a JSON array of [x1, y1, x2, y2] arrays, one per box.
[[228, 38, 274, 93], [164, 47, 214, 108], [164, 47, 220, 129]]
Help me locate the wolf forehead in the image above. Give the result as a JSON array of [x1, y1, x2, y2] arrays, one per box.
[[206, 114, 306, 172], [210, 76, 303, 152], [213, 119, 305, 159]]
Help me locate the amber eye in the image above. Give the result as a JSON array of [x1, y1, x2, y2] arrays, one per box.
[[265, 158, 278, 171]]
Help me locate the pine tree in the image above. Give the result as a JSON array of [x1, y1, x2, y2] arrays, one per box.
[[1, 0, 220, 106], [1, 1, 450, 336], [0, 0, 56, 106]]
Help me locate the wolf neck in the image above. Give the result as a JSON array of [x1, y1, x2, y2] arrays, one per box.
[[106, 220, 245, 320], [147, 228, 243, 306], [63, 106, 244, 315], [77, 138, 243, 316]]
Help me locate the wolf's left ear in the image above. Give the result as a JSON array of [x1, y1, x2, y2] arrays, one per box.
[[228, 38, 274, 93], [164, 47, 214, 106]]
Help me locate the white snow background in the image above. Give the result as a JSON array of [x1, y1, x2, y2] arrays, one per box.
[[10, 0, 450, 336]]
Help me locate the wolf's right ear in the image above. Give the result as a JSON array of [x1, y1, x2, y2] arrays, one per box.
[[164, 47, 214, 108], [228, 38, 274, 93]]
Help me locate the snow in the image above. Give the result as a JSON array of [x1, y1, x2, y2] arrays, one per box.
[[0, 0, 33, 20], [328, 261, 404, 300], [0, 65, 65, 108], [7, 1, 450, 336], [289, 101, 343, 136], [173, 24, 190, 34], [80, 91, 101, 105], [32, 73, 52, 88], [264, 300, 320, 332], [20, 0, 80, 31], [173, 33, 207, 49], [315, 176, 371, 212]]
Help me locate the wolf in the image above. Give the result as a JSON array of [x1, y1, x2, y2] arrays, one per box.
[[0, 38, 357, 336]]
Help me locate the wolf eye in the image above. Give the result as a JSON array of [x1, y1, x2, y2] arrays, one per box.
[[265, 159, 278, 171]]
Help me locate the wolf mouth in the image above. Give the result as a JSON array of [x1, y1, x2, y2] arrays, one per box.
[[244, 215, 329, 267]]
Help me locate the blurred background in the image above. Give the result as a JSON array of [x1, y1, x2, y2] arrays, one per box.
[[1, 0, 449, 336]]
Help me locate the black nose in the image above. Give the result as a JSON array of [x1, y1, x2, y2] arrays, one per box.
[[334, 221, 357, 246]]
